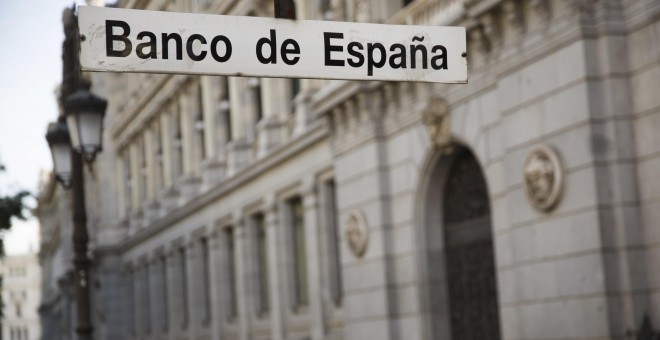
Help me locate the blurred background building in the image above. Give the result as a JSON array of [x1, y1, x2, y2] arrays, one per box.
[[36, 0, 660, 339], [1, 251, 42, 340]]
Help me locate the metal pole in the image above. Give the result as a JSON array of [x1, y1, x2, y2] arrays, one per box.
[[71, 149, 93, 340], [62, 7, 94, 340], [274, 0, 296, 19]]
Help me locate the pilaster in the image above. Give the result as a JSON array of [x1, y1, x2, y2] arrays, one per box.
[[302, 177, 326, 340]]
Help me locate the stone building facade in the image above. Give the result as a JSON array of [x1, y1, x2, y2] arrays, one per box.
[[1, 252, 42, 340], [37, 0, 660, 339]]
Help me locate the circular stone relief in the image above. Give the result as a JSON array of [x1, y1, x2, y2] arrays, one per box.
[[523, 144, 564, 212], [345, 210, 368, 258]]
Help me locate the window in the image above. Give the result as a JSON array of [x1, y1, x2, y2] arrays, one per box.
[[291, 79, 300, 103], [124, 153, 132, 213], [161, 256, 169, 332], [290, 78, 300, 118], [15, 303, 22, 318], [249, 78, 264, 122], [23, 328, 28, 340], [200, 238, 212, 324], [195, 81, 206, 162], [289, 197, 308, 307], [143, 263, 151, 335], [403, 0, 415, 6], [253, 214, 269, 314], [324, 179, 343, 306], [225, 227, 238, 319], [172, 104, 184, 179], [179, 247, 189, 328], [140, 136, 148, 202], [154, 119, 164, 188], [125, 269, 136, 336], [221, 77, 232, 143]]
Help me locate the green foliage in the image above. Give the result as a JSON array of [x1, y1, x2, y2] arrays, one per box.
[[0, 191, 30, 231], [0, 162, 31, 258]]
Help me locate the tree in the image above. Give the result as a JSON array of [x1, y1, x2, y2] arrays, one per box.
[[0, 163, 31, 257]]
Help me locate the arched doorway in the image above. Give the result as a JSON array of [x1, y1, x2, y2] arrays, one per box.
[[442, 148, 500, 339], [417, 146, 501, 340]]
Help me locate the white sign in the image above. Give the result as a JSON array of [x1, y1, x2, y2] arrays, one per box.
[[78, 6, 467, 83]]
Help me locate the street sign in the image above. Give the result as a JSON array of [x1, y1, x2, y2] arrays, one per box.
[[78, 6, 467, 83]]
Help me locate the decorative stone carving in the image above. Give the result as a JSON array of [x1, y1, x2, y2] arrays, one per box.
[[480, 12, 501, 48], [523, 145, 563, 212], [422, 96, 454, 154], [345, 210, 368, 258], [469, 25, 491, 54], [531, 0, 552, 21], [503, 0, 524, 34]]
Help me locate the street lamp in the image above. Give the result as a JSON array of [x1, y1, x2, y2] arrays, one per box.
[[45, 85, 107, 340], [45, 118, 73, 188], [64, 83, 107, 163]]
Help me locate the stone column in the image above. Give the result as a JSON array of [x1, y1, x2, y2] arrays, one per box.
[[160, 111, 173, 188], [116, 156, 128, 222], [143, 127, 159, 223], [265, 196, 285, 340], [302, 178, 326, 340], [160, 109, 178, 213], [128, 143, 142, 231], [227, 77, 252, 175], [179, 90, 194, 177], [292, 88, 315, 136]]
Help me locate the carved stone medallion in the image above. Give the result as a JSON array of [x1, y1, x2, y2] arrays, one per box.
[[523, 145, 563, 212], [345, 210, 368, 258]]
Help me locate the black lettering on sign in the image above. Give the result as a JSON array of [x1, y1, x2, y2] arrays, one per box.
[[162, 33, 183, 60], [211, 35, 232, 62], [324, 32, 344, 67], [281, 39, 300, 65], [431, 45, 448, 70], [186, 34, 207, 61], [366, 43, 385, 76], [389, 44, 406, 69], [256, 29, 277, 64], [136, 31, 157, 59], [106, 20, 132, 57], [410, 37, 428, 69], [347, 42, 364, 67]]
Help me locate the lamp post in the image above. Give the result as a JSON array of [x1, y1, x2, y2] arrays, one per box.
[[46, 85, 106, 340], [45, 7, 108, 340]]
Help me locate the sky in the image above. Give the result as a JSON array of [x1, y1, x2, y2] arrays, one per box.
[[0, 0, 87, 255]]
